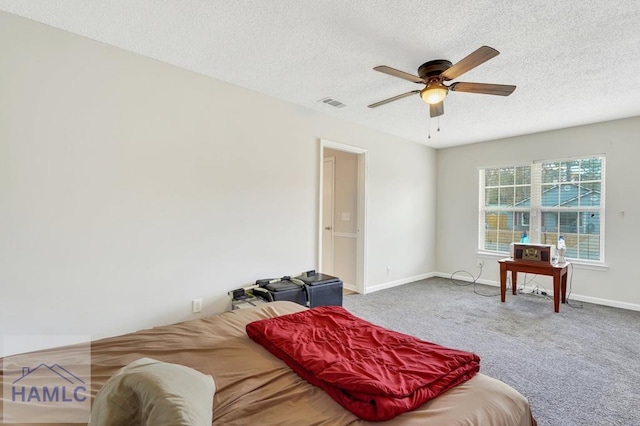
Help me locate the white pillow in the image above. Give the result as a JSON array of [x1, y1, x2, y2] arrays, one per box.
[[90, 358, 215, 426]]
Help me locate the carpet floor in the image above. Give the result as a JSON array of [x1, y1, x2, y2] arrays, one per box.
[[342, 276, 639, 426]]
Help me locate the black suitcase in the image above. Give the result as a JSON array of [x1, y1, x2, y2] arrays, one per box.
[[254, 278, 307, 307], [295, 272, 343, 308]]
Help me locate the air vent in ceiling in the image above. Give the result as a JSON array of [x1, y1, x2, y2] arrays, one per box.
[[318, 97, 347, 108]]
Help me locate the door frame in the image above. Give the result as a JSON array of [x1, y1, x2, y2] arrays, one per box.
[[321, 156, 335, 274], [318, 139, 367, 294]]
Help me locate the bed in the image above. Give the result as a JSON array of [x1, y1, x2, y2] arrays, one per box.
[[1, 301, 537, 425]]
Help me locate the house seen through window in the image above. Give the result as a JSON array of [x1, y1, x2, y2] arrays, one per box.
[[478, 156, 605, 263]]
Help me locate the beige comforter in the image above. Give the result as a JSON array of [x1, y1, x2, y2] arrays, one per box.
[[1, 301, 536, 425]]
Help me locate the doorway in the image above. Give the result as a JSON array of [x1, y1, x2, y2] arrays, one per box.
[[318, 139, 367, 294]]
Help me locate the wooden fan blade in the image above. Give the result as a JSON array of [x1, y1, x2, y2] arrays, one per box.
[[368, 90, 420, 108], [449, 82, 516, 96], [441, 46, 499, 81], [430, 102, 444, 117], [373, 66, 424, 84]]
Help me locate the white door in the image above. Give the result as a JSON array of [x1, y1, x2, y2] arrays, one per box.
[[322, 157, 335, 273]]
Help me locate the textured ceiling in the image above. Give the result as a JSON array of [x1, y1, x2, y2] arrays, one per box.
[[1, 1, 639, 149]]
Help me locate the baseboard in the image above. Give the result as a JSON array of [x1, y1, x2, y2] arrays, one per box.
[[433, 272, 640, 312], [433, 271, 496, 287], [365, 272, 436, 294], [565, 294, 640, 312], [343, 283, 357, 292]]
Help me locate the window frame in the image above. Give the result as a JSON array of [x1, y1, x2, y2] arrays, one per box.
[[478, 155, 606, 265]]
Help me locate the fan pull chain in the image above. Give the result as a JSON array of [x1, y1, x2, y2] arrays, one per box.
[[428, 117, 441, 139]]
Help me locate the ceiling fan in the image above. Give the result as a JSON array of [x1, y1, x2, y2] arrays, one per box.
[[368, 46, 516, 118]]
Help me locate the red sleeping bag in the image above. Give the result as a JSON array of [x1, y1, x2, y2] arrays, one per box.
[[246, 306, 480, 421]]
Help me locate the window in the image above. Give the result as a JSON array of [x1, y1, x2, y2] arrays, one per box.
[[479, 155, 605, 263]]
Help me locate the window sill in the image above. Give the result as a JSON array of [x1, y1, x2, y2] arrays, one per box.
[[568, 260, 609, 271], [477, 251, 509, 260], [476, 251, 609, 271]]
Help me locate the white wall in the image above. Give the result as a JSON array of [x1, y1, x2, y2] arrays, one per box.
[[0, 12, 437, 356], [436, 116, 640, 309]]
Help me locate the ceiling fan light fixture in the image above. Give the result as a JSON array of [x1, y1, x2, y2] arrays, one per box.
[[420, 82, 448, 104], [370, 46, 516, 116]]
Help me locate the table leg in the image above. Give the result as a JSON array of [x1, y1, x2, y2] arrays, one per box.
[[561, 269, 568, 304], [553, 273, 560, 313], [511, 271, 518, 295], [500, 263, 507, 302]]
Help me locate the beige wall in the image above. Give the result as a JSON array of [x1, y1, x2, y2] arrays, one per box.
[[0, 12, 437, 355], [436, 116, 640, 309]]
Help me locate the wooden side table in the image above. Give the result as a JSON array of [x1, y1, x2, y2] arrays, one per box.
[[498, 258, 570, 313]]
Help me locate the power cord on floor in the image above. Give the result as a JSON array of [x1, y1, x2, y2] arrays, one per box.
[[449, 264, 501, 297], [565, 263, 583, 309], [450, 261, 582, 307], [520, 274, 553, 302], [520, 265, 582, 309]]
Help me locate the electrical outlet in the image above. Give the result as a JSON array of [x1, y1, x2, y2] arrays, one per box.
[[386, 266, 391, 275], [476, 260, 484, 268], [192, 298, 202, 313]]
